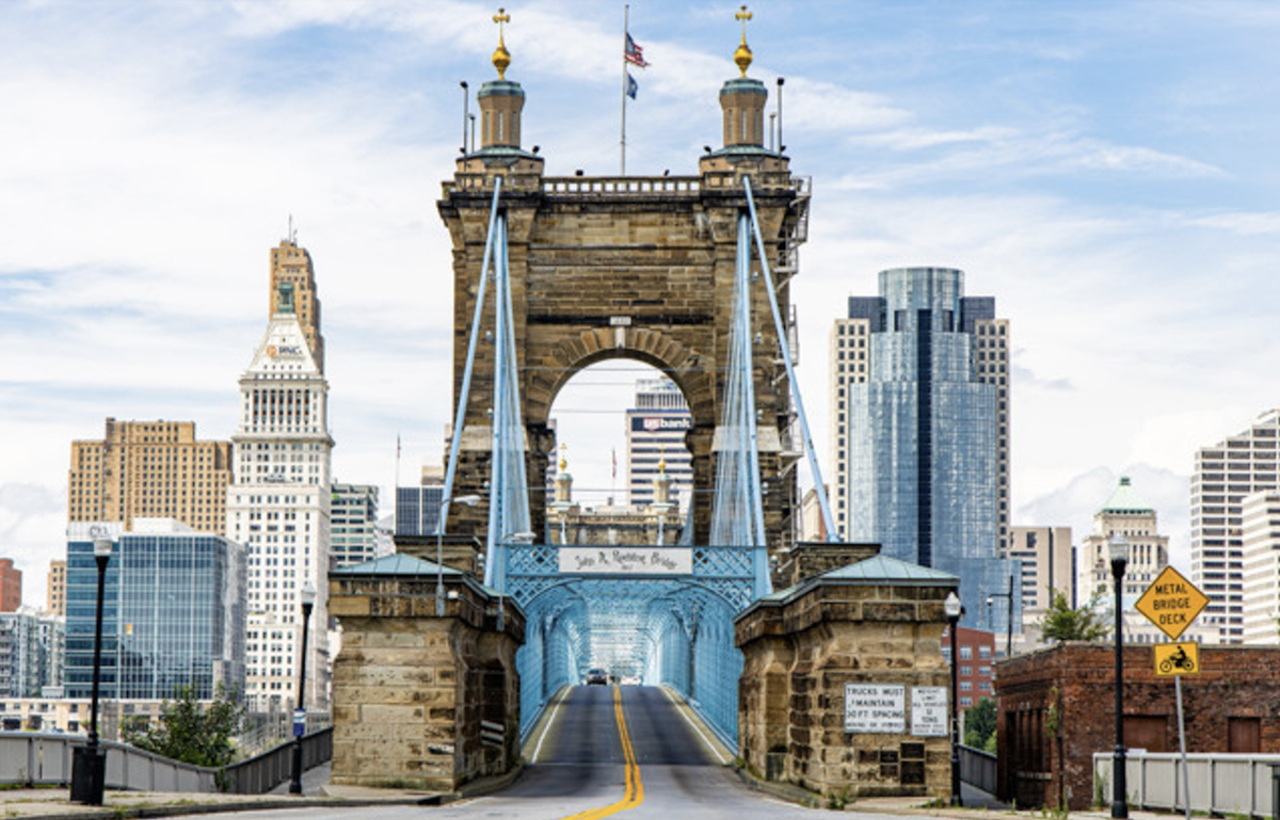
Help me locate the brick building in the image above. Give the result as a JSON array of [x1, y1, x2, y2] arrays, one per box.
[[940, 625, 996, 710], [68, 418, 232, 533], [0, 559, 20, 612], [996, 643, 1280, 810]]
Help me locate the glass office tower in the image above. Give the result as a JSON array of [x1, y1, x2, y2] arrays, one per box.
[[844, 267, 1016, 630], [64, 520, 245, 701]]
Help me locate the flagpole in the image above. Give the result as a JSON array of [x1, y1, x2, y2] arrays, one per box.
[[620, 4, 629, 175]]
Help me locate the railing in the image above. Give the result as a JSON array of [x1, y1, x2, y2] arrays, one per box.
[[543, 177, 701, 195], [1094, 752, 1280, 818], [0, 732, 216, 791], [445, 173, 813, 198], [0, 728, 333, 794], [221, 728, 332, 794], [960, 744, 998, 795]]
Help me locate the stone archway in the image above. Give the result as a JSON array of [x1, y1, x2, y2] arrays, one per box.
[[523, 328, 717, 541], [437, 159, 807, 552]]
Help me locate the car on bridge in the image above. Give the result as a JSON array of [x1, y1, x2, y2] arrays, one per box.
[[584, 667, 609, 685]]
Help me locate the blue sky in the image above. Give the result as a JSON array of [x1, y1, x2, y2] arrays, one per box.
[[3, 0, 1280, 600]]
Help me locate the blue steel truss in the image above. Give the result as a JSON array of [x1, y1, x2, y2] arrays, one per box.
[[445, 176, 834, 748], [508, 542, 752, 743]]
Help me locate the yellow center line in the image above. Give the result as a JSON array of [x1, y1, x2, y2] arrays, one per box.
[[556, 686, 644, 820]]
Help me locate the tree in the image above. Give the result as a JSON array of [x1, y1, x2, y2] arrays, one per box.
[[123, 684, 244, 768], [963, 696, 997, 749], [1038, 587, 1111, 643]]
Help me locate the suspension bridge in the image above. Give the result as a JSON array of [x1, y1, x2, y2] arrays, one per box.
[[433, 159, 838, 747], [324, 11, 966, 805]]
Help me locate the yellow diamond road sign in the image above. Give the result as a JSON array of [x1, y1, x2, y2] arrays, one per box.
[[1135, 566, 1208, 640]]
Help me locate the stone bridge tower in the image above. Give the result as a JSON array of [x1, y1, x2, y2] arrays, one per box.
[[437, 17, 811, 555]]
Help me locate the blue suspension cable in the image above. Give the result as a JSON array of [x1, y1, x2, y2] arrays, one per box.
[[742, 177, 840, 541], [440, 178, 504, 533]]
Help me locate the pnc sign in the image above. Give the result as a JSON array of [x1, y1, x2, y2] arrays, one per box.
[[1135, 566, 1208, 640]]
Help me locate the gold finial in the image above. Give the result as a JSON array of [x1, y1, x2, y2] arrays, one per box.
[[558, 442, 567, 472], [733, 5, 753, 77], [492, 7, 511, 79]]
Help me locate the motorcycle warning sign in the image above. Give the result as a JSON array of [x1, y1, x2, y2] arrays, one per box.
[[1135, 566, 1208, 641], [1153, 641, 1199, 677]]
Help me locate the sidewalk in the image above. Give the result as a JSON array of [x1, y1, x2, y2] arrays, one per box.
[[0, 759, 528, 820], [0, 779, 1187, 820]]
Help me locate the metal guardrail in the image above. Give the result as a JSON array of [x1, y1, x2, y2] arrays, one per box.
[[221, 728, 332, 794], [960, 744, 998, 794], [1094, 752, 1280, 818], [0, 732, 216, 791], [0, 728, 333, 794]]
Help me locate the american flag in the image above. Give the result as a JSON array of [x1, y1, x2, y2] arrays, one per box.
[[625, 33, 649, 68]]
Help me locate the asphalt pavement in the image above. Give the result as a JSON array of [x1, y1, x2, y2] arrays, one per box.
[[0, 685, 1173, 819]]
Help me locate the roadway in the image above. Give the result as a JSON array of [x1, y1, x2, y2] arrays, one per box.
[[229, 685, 873, 818]]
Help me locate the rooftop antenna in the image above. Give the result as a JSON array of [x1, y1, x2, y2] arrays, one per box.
[[287, 214, 297, 244]]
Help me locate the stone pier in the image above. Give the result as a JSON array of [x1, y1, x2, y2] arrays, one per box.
[[735, 554, 958, 801], [327, 555, 524, 791]]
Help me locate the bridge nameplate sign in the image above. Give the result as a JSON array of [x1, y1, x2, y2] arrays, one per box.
[[845, 683, 906, 733], [558, 547, 693, 575]]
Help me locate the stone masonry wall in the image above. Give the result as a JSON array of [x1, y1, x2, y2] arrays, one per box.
[[329, 574, 524, 791], [736, 579, 956, 801]]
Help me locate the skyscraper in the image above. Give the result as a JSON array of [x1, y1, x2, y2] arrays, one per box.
[[0, 611, 62, 698], [625, 378, 693, 510], [226, 250, 333, 712], [68, 419, 232, 533], [1241, 489, 1280, 644], [46, 560, 66, 616], [1008, 525, 1073, 621], [395, 466, 444, 537], [1077, 477, 1168, 606], [1191, 410, 1280, 645], [269, 238, 324, 373], [835, 267, 1012, 627], [63, 520, 244, 701], [331, 483, 379, 568]]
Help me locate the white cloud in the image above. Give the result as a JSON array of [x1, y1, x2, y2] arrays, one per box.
[[1016, 464, 1191, 573], [2, 0, 1279, 606]]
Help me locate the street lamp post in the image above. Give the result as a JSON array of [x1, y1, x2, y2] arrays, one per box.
[[1109, 532, 1131, 820], [436, 495, 482, 616], [986, 573, 1016, 658], [944, 591, 964, 808], [289, 582, 317, 796], [71, 537, 114, 805]]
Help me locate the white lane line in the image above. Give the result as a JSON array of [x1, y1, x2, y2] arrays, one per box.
[[530, 690, 566, 763], [661, 687, 731, 766]]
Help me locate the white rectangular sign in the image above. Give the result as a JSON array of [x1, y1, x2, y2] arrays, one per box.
[[845, 683, 906, 734], [911, 686, 949, 737], [558, 547, 693, 575]]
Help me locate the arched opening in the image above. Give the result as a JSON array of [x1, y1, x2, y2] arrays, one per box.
[[544, 359, 695, 545]]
